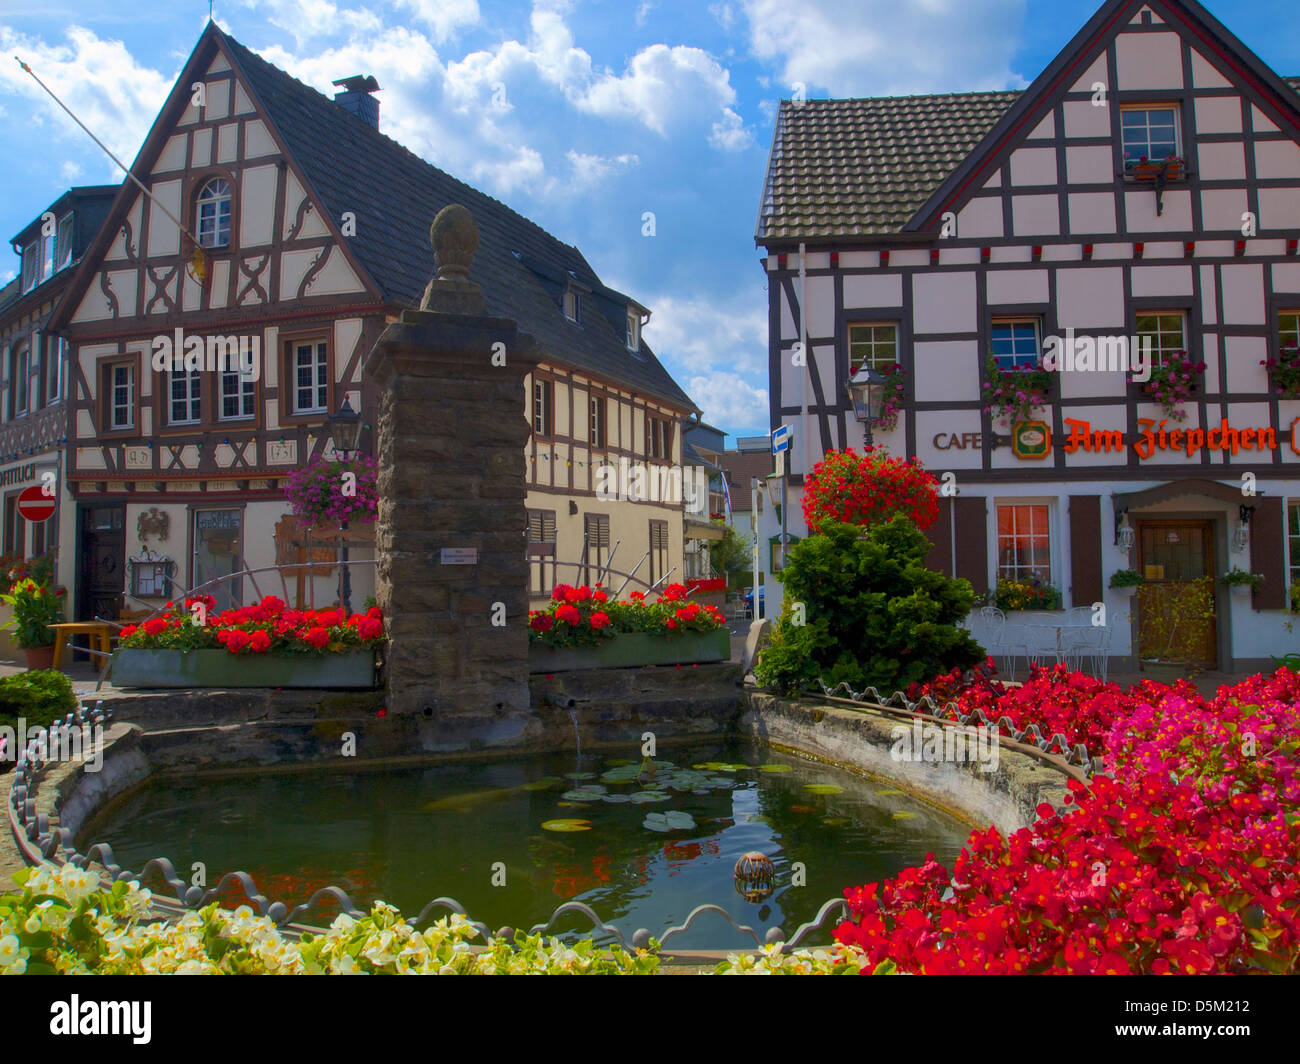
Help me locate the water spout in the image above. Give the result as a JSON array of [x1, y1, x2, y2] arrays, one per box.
[[568, 708, 583, 761]]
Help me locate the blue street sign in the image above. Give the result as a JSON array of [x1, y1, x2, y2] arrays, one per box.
[[771, 425, 792, 454]]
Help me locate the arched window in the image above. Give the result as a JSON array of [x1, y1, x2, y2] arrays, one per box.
[[196, 178, 233, 249]]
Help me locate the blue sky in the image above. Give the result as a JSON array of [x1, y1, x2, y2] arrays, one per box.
[[1, 0, 1297, 439]]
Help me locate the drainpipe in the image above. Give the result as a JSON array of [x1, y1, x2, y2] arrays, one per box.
[[798, 242, 810, 480]]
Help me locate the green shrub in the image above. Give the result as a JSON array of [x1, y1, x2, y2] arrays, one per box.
[[754, 517, 984, 695], [0, 669, 79, 731]]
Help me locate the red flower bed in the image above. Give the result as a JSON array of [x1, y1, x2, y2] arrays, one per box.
[[836, 666, 1300, 974], [118, 595, 384, 655], [528, 583, 726, 649]]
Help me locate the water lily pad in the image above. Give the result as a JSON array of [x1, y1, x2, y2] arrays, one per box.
[[541, 818, 592, 832], [758, 764, 792, 774], [891, 811, 916, 820], [822, 817, 851, 827], [692, 789, 709, 796], [522, 777, 564, 791], [642, 811, 696, 833], [562, 790, 602, 802], [628, 791, 670, 803], [556, 801, 583, 808], [876, 789, 904, 796], [602, 793, 631, 804], [564, 772, 596, 781], [803, 783, 843, 795]]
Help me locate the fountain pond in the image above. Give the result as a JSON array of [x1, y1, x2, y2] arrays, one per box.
[[76, 740, 971, 949]]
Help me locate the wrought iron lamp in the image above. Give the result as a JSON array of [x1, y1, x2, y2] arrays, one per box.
[[846, 362, 887, 447], [326, 397, 364, 612], [1116, 513, 1136, 553], [1233, 504, 1254, 554]]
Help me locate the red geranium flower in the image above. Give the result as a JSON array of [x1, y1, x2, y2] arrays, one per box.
[[589, 611, 611, 629], [555, 604, 581, 626]]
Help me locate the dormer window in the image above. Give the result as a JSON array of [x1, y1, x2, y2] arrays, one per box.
[[627, 309, 641, 351], [20, 243, 37, 294], [56, 213, 74, 271], [563, 288, 580, 323], [197, 177, 233, 249]]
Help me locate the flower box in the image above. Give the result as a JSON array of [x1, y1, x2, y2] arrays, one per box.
[[1128, 159, 1184, 182], [109, 647, 378, 689], [528, 629, 731, 673]]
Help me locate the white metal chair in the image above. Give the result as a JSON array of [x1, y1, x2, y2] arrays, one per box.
[[979, 606, 1029, 681]]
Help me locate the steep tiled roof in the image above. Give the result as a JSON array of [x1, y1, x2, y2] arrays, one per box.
[[221, 31, 696, 412], [0, 279, 20, 316], [757, 91, 1021, 243], [758, 77, 1300, 244]]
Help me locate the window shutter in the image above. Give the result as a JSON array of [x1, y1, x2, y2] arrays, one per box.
[[1250, 498, 1286, 610], [952, 496, 988, 595], [925, 498, 954, 577], [1068, 495, 1102, 606]]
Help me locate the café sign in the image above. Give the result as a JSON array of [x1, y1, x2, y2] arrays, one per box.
[[1064, 417, 1300, 458]]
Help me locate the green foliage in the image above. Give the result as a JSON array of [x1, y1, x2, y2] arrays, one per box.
[[706, 520, 751, 585], [990, 574, 1062, 610], [1221, 567, 1264, 591], [1108, 569, 1145, 589], [1137, 578, 1216, 663], [0, 578, 66, 648], [753, 517, 984, 696], [0, 670, 78, 731]]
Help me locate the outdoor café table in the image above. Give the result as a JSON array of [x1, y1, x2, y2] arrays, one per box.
[[47, 621, 116, 672], [1003, 621, 1094, 666]]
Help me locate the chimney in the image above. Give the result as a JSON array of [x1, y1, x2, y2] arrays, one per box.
[[332, 75, 380, 130]]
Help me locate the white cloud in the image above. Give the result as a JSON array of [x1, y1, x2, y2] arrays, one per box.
[[59, 159, 83, 181], [0, 25, 173, 169], [392, 0, 481, 42], [685, 371, 769, 433], [235, 0, 383, 46], [709, 3, 736, 31], [566, 150, 639, 188], [635, 2, 655, 27], [708, 107, 751, 151], [581, 43, 739, 136], [642, 293, 768, 376], [740, 0, 1029, 97]]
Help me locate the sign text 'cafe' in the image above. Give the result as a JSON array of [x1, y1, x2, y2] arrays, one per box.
[[933, 417, 1300, 460]]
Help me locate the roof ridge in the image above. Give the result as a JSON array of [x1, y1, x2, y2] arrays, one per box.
[[780, 88, 1024, 108], [220, 33, 591, 274]]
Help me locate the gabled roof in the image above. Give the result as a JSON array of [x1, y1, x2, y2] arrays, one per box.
[[218, 31, 696, 412], [756, 91, 1020, 242], [756, 0, 1300, 247]]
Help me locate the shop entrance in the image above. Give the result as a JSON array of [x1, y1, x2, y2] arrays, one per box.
[[1136, 519, 1217, 668], [79, 504, 125, 621]]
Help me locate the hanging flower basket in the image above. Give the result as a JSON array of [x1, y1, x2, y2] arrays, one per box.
[[283, 455, 379, 529], [1126, 155, 1185, 182], [982, 358, 1053, 427], [1133, 352, 1206, 422]]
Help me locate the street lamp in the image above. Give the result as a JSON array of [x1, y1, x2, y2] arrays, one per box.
[[846, 362, 887, 447], [326, 397, 364, 612]]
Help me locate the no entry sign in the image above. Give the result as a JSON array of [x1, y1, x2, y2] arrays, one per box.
[[16, 484, 56, 523]]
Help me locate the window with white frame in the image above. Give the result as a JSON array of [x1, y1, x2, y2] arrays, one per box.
[[647, 415, 672, 461], [56, 214, 74, 271], [1289, 502, 1300, 592], [626, 309, 641, 350], [220, 365, 256, 420], [107, 363, 135, 430], [196, 178, 233, 249], [848, 322, 899, 373], [291, 340, 328, 414], [533, 378, 553, 437], [590, 393, 606, 449], [563, 288, 580, 323], [996, 502, 1052, 583], [46, 338, 65, 405], [1121, 105, 1181, 168], [991, 318, 1042, 370], [20, 243, 37, 294], [11, 343, 29, 418], [1278, 310, 1300, 353], [169, 368, 202, 425], [1136, 311, 1186, 369]]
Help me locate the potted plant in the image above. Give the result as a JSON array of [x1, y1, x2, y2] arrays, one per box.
[[1221, 567, 1264, 594], [1126, 153, 1185, 182], [0, 578, 66, 670], [982, 358, 1054, 427], [992, 574, 1062, 611], [1108, 569, 1144, 594], [1134, 351, 1206, 422], [1136, 577, 1215, 682], [1261, 346, 1300, 399]]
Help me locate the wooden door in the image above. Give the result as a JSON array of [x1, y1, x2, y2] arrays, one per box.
[[79, 504, 125, 621], [1136, 520, 1217, 667]]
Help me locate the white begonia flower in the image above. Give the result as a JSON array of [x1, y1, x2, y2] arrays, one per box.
[[0, 934, 22, 964]]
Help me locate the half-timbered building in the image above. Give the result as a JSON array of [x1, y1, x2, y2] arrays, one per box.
[[1, 186, 116, 592], [756, 0, 1300, 670], [47, 22, 697, 621]]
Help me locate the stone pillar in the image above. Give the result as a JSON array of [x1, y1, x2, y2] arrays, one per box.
[[364, 204, 540, 726]]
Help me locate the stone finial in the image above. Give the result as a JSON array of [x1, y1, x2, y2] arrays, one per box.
[[430, 204, 478, 281]]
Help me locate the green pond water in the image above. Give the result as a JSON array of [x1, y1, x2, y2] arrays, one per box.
[[78, 741, 971, 949]]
